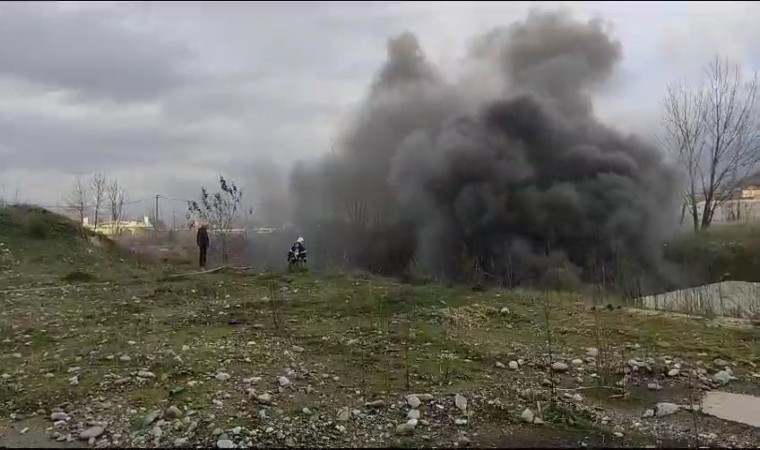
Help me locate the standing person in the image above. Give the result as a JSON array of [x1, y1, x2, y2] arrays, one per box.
[[196, 222, 210, 269]]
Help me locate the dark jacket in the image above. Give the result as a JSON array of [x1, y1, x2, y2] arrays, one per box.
[[291, 241, 306, 257], [196, 227, 209, 248]]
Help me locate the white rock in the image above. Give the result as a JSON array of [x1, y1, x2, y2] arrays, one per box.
[[78, 426, 104, 440], [552, 362, 569, 372], [571, 359, 584, 367], [614, 432, 624, 438], [291, 346, 305, 352], [137, 371, 155, 379], [257, 393, 271, 404], [217, 439, 235, 449], [586, 348, 599, 358], [454, 394, 467, 411], [407, 396, 421, 409], [243, 377, 262, 384], [278, 376, 291, 387], [572, 393, 583, 402], [455, 418, 467, 426], [520, 408, 535, 423], [495, 361, 506, 369], [647, 382, 662, 391], [50, 412, 69, 422], [508, 361, 519, 370], [500, 307, 510, 315], [642, 408, 655, 418], [656, 402, 680, 417], [407, 409, 421, 420], [68, 375, 79, 386], [150, 426, 162, 438], [406, 418, 418, 427], [713, 369, 737, 385], [119, 355, 131, 362], [215, 372, 231, 381], [181, 345, 190, 352], [337, 408, 350, 422], [667, 368, 679, 377]]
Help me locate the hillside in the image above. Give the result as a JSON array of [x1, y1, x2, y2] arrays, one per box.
[[1, 206, 759, 448]]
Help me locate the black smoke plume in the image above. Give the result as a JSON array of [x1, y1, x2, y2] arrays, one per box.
[[288, 10, 678, 287]]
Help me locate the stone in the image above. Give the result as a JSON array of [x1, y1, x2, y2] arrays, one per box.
[[174, 438, 188, 446], [713, 369, 737, 385], [150, 426, 162, 438], [586, 348, 599, 358], [137, 371, 155, 379], [614, 432, 624, 438], [572, 393, 583, 402], [407, 409, 421, 420], [551, 362, 569, 372], [508, 361, 519, 370], [78, 426, 105, 440], [647, 382, 662, 391], [142, 410, 160, 428], [278, 376, 291, 387], [292, 346, 305, 352], [642, 409, 655, 418], [166, 406, 183, 419], [667, 368, 680, 377], [365, 400, 386, 408], [454, 394, 467, 411], [50, 412, 69, 421], [455, 418, 467, 426], [495, 361, 506, 369], [337, 408, 350, 422], [217, 439, 235, 449], [257, 393, 272, 404], [396, 422, 415, 435], [215, 372, 231, 381], [407, 396, 421, 409], [500, 307, 510, 315], [520, 408, 535, 423], [571, 359, 584, 367], [655, 402, 680, 417], [714, 358, 729, 367], [68, 375, 79, 386]]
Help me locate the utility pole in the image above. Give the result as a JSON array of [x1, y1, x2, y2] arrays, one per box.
[[154, 194, 160, 236]]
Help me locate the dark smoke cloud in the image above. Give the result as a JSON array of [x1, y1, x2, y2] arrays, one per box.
[[288, 10, 678, 286]]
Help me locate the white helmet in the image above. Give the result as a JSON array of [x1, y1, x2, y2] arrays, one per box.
[[296, 236, 304, 244]]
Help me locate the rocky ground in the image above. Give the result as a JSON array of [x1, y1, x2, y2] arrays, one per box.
[[1, 246, 760, 448]]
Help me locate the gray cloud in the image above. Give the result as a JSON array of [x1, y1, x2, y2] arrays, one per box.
[[0, 3, 197, 101], [0, 1, 757, 215]]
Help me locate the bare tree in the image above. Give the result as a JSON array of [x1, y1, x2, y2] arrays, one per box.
[[663, 57, 760, 230], [662, 80, 707, 230], [106, 179, 127, 234], [188, 175, 245, 263], [65, 176, 89, 228], [91, 173, 107, 231]]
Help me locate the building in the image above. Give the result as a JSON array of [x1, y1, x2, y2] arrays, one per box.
[[83, 216, 153, 236]]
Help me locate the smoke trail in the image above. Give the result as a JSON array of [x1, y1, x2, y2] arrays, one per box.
[[290, 10, 678, 286]]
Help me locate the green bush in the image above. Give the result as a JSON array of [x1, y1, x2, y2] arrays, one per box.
[[25, 212, 50, 239]]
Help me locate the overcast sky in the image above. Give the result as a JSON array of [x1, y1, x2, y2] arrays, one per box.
[[0, 1, 758, 219]]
